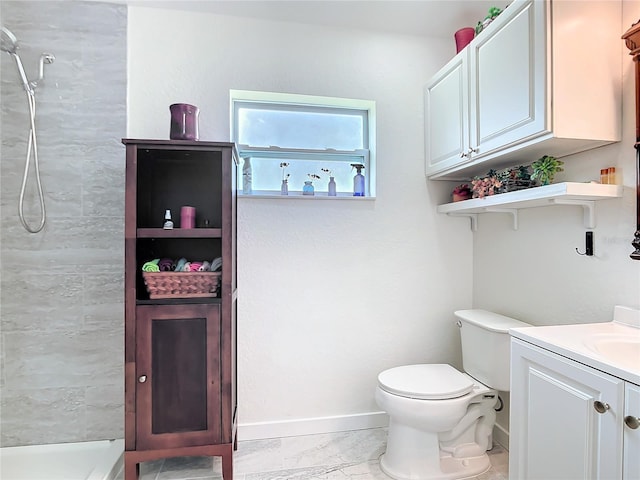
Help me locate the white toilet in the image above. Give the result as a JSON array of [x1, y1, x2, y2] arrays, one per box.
[[375, 309, 530, 480]]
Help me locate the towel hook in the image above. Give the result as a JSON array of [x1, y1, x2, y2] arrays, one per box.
[[576, 231, 594, 256]]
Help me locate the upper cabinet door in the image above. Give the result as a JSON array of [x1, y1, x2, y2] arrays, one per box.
[[469, 0, 546, 159], [424, 51, 470, 176]]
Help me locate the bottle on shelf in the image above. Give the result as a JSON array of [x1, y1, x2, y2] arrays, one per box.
[[163, 209, 174, 229], [600, 168, 609, 184]]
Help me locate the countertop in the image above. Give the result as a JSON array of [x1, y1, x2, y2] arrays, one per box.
[[510, 306, 640, 385]]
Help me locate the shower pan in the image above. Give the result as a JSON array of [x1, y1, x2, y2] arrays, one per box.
[[1, 25, 54, 233]]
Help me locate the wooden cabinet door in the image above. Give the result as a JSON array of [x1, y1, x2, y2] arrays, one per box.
[[424, 51, 470, 176], [469, 0, 546, 159], [624, 382, 640, 480], [135, 304, 221, 450], [510, 339, 624, 480]]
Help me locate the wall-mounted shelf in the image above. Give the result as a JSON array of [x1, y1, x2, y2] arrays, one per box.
[[437, 182, 623, 231]]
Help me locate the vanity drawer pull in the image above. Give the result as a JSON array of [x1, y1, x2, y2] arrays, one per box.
[[594, 401, 610, 414], [625, 416, 640, 429]]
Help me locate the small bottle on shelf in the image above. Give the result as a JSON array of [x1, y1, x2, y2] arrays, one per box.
[[607, 167, 617, 185], [163, 209, 174, 229], [600, 169, 609, 184]]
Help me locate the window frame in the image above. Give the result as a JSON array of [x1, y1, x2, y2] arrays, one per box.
[[230, 90, 376, 198]]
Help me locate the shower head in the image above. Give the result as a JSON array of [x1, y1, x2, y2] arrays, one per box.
[[1, 26, 19, 54], [1, 26, 54, 94]]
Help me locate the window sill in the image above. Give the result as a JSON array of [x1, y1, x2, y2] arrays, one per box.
[[238, 191, 375, 200]]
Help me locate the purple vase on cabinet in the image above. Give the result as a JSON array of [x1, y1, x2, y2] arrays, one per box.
[[170, 103, 200, 140]]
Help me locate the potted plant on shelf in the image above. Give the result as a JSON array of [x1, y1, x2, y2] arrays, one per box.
[[497, 165, 533, 193], [452, 184, 472, 202], [531, 155, 564, 186], [476, 6, 503, 34]]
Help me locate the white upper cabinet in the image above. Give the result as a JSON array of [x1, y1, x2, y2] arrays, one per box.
[[424, 51, 470, 174], [424, 0, 622, 180]]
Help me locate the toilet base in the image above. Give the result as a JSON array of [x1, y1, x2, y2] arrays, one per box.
[[380, 450, 491, 480]]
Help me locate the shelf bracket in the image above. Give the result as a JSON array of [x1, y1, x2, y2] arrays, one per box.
[[485, 207, 519, 230], [551, 199, 596, 229], [447, 213, 478, 231]]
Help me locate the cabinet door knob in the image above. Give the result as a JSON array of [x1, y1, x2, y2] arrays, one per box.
[[460, 151, 468, 158], [625, 415, 640, 429], [138, 375, 147, 383], [594, 400, 610, 413], [468, 147, 479, 154]]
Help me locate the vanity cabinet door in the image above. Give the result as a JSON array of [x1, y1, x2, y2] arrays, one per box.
[[510, 339, 624, 480], [624, 382, 640, 480]]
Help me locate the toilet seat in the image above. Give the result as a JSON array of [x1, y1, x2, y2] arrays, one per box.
[[378, 364, 474, 400]]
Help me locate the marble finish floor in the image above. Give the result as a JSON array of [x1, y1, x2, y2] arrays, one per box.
[[116, 428, 508, 480]]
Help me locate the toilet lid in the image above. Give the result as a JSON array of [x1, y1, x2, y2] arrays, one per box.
[[378, 364, 475, 400]]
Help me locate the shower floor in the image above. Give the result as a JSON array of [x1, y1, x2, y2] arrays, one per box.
[[0, 438, 123, 480]]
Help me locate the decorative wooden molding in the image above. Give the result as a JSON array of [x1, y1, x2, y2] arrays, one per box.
[[622, 20, 640, 260]]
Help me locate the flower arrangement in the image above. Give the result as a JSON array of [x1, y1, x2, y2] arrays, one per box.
[[531, 155, 564, 185], [452, 184, 472, 202], [471, 171, 502, 198], [307, 173, 320, 183], [321, 168, 332, 177], [280, 162, 290, 183]]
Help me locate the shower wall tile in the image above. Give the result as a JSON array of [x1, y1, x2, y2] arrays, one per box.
[[1, 216, 124, 271], [0, 387, 86, 446], [0, 0, 126, 447], [83, 272, 125, 329], [3, 327, 123, 392], [85, 384, 124, 441], [0, 273, 84, 332]]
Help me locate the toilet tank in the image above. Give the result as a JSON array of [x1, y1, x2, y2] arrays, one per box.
[[455, 309, 531, 391]]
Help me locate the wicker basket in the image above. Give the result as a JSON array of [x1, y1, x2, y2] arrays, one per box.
[[142, 271, 221, 299]]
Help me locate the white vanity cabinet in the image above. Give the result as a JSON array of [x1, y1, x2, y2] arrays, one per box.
[[424, 0, 621, 180], [624, 383, 640, 479], [510, 338, 640, 479]]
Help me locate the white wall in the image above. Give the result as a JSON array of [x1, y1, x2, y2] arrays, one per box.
[[474, 0, 640, 445], [127, 8, 473, 438]]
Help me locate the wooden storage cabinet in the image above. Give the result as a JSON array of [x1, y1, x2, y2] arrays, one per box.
[[123, 139, 238, 480]]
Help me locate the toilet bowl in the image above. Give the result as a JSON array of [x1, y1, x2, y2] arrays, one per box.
[[376, 365, 496, 480], [376, 310, 530, 480]]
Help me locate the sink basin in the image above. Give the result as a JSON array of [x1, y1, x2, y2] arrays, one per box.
[[583, 334, 640, 371]]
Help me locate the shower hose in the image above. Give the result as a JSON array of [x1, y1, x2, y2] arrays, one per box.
[[18, 89, 46, 233]]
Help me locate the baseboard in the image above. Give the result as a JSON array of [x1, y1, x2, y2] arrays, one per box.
[[493, 423, 509, 451], [238, 411, 389, 441]]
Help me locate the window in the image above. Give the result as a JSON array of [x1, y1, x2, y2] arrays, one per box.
[[231, 90, 376, 197]]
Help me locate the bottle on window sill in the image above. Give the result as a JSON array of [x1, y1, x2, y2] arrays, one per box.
[[328, 177, 336, 196], [352, 163, 365, 197], [302, 181, 315, 195], [281, 179, 289, 195]]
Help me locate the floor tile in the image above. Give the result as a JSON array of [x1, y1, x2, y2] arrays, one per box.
[[121, 428, 508, 480]]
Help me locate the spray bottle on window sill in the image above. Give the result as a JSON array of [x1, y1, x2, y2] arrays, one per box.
[[351, 163, 365, 197]]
